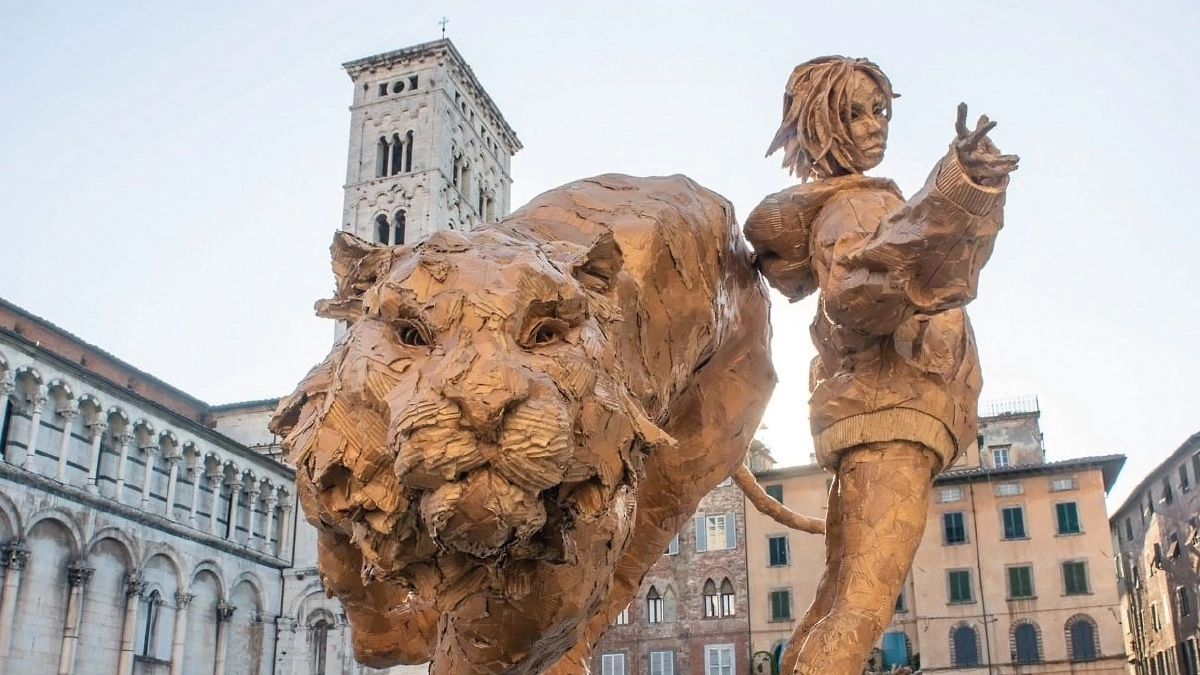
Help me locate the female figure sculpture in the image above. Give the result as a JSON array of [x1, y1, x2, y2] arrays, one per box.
[[743, 56, 1018, 675]]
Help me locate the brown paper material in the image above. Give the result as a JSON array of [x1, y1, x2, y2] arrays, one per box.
[[744, 56, 1017, 675], [271, 174, 776, 674]]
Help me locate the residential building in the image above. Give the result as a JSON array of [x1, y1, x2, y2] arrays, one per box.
[[746, 398, 1128, 675], [593, 476, 751, 675], [1111, 432, 1200, 675]]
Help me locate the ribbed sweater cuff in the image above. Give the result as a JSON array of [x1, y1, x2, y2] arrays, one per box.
[[814, 408, 957, 472], [934, 151, 1006, 216]]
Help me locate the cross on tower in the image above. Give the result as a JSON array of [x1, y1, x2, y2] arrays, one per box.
[[439, 17, 449, 38]]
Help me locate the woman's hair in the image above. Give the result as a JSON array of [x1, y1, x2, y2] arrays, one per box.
[[766, 56, 896, 181]]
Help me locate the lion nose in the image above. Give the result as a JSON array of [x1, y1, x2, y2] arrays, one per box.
[[443, 363, 529, 440]]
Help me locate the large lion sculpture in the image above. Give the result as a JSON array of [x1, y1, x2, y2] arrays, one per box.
[[269, 174, 816, 674]]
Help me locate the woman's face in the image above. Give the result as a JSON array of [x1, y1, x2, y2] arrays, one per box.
[[842, 70, 890, 172]]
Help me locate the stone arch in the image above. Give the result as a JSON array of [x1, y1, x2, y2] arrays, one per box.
[[0, 489, 23, 540], [46, 378, 75, 409], [190, 560, 229, 599], [229, 576, 266, 674], [24, 507, 82, 557], [229, 570, 267, 613], [12, 515, 74, 666], [185, 567, 222, 675], [106, 406, 131, 433], [288, 582, 329, 620], [12, 365, 44, 405], [87, 526, 140, 563], [1065, 614, 1101, 662], [77, 393, 105, 424], [142, 546, 185, 591], [1010, 619, 1042, 663]]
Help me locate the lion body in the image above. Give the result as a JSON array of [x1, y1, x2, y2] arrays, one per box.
[[270, 174, 774, 675]]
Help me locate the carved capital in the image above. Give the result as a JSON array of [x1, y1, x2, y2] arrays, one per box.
[[57, 406, 79, 421], [114, 433, 134, 448], [216, 602, 237, 622], [86, 421, 108, 440], [26, 392, 47, 413], [1, 542, 29, 570], [175, 591, 195, 608], [124, 572, 146, 598], [165, 454, 183, 466], [0, 380, 13, 397], [68, 563, 95, 587], [140, 443, 159, 455]]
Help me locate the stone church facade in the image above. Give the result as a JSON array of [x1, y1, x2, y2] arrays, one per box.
[[0, 38, 519, 675]]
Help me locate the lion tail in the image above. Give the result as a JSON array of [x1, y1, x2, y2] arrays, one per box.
[[732, 464, 826, 535]]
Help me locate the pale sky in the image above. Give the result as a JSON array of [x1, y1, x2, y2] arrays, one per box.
[[1, 1, 1197, 507]]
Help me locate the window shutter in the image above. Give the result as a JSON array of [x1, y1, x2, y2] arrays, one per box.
[[725, 512, 736, 549], [695, 515, 707, 552]]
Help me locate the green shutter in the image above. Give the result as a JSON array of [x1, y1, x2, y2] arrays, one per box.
[[695, 515, 707, 552]]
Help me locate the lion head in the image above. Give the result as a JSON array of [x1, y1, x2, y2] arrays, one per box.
[[270, 221, 669, 671]]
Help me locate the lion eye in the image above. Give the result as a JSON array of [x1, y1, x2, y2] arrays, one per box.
[[524, 318, 569, 347], [396, 321, 430, 347]]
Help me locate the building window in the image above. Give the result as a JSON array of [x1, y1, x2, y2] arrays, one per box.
[[720, 579, 736, 616], [601, 652, 627, 675], [1181, 464, 1191, 492], [649, 650, 675, 675], [665, 534, 679, 555], [375, 136, 389, 177], [662, 586, 677, 623], [311, 619, 329, 673], [140, 590, 163, 656], [764, 484, 784, 503], [895, 590, 907, 613], [705, 644, 734, 675], [1193, 453, 1200, 489], [1002, 506, 1027, 539], [1151, 603, 1161, 631], [1056, 502, 1081, 534], [991, 445, 1011, 468], [1179, 587, 1192, 617], [952, 624, 981, 667], [948, 569, 974, 603], [769, 589, 792, 622], [614, 604, 630, 625], [374, 214, 390, 245], [695, 513, 736, 552], [703, 579, 719, 618], [377, 83, 388, 97], [1062, 561, 1090, 595], [1162, 476, 1175, 504], [939, 486, 963, 502], [1066, 615, 1100, 661], [1012, 621, 1042, 663], [647, 587, 664, 624], [768, 535, 789, 566], [392, 210, 406, 246], [996, 482, 1022, 496], [1050, 477, 1077, 492], [943, 512, 968, 545], [882, 631, 910, 669], [1169, 532, 1182, 559], [1125, 518, 1134, 541], [1007, 565, 1035, 599]]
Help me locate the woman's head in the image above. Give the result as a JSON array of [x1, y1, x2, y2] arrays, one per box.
[[767, 56, 897, 181]]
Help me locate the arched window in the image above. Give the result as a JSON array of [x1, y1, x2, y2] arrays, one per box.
[[1066, 614, 1099, 661], [1012, 621, 1041, 663], [720, 578, 736, 617], [663, 585, 677, 623], [390, 133, 404, 176], [376, 137, 389, 177], [952, 624, 980, 667], [702, 579, 719, 618], [311, 619, 330, 673], [375, 214, 390, 245], [646, 586, 663, 624], [140, 590, 163, 657], [392, 210, 406, 246], [404, 131, 414, 172]]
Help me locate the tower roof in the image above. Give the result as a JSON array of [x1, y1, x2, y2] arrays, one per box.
[[343, 39, 522, 154]]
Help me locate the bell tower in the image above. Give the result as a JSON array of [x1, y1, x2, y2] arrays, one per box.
[[340, 39, 522, 246]]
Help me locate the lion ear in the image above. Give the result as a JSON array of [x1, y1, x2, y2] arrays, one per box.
[[315, 231, 394, 321], [572, 231, 623, 293]]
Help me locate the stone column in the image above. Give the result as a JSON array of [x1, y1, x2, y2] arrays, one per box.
[[0, 542, 30, 675], [112, 433, 133, 503], [116, 572, 145, 675], [56, 563, 94, 675], [262, 493, 278, 555], [168, 591, 193, 675], [244, 487, 260, 549], [163, 456, 181, 521], [213, 602, 236, 675], [84, 421, 106, 494], [138, 444, 158, 509], [187, 468, 202, 528], [53, 406, 79, 483], [274, 616, 296, 675], [206, 473, 223, 536], [20, 392, 47, 471], [224, 480, 243, 543], [277, 502, 294, 559]]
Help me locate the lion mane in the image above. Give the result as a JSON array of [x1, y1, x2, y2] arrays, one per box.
[[269, 174, 775, 675]]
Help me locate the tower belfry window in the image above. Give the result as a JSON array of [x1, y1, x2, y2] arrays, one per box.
[[409, 75, 418, 89], [391, 134, 404, 176], [375, 214, 390, 245], [393, 210, 406, 246], [404, 130, 414, 172], [376, 137, 389, 177]]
